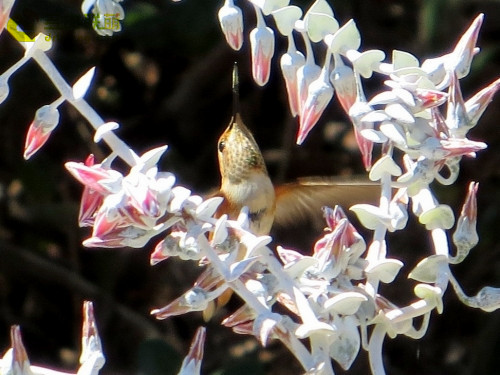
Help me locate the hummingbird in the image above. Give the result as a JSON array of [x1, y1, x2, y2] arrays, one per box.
[[204, 65, 378, 320], [212, 65, 379, 236]]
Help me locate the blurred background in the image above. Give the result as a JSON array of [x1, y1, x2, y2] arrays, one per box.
[[0, 0, 499, 374]]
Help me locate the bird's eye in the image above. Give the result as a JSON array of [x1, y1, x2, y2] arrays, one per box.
[[218, 140, 226, 152]]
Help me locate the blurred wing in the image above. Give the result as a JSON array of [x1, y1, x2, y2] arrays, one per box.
[[274, 177, 380, 227]]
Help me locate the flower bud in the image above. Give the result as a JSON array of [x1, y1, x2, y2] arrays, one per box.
[[23, 105, 60, 160], [218, 0, 244, 50], [250, 8, 275, 86]]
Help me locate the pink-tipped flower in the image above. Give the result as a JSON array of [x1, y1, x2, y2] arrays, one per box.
[[151, 287, 212, 319], [250, 7, 275, 86], [79, 183, 105, 227], [24, 104, 60, 160], [177, 327, 206, 375], [414, 88, 448, 111], [0, 0, 15, 33], [461, 76, 500, 134], [297, 66, 334, 145], [448, 13, 483, 80], [83, 223, 158, 248], [66, 158, 122, 194], [330, 55, 357, 114], [296, 32, 321, 114], [422, 14, 483, 88], [222, 304, 256, 329], [348, 78, 374, 170], [313, 206, 366, 279], [72, 155, 106, 227], [80, 301, 104, 370], [417, 136, 487, 161], [218, 0, 244, 51], [9, 325, 31, 373], [354, 127, 374, 171], [452, 182, 479, 263], [280, 35, 305, 117]]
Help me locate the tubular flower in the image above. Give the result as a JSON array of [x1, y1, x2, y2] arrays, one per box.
[[447, 73, 500, 138], [177, 327, 206, 375], [297, 65, 334, 145], [295, 28, 321, 115], [24, 104, 60, 160], [218, 0, 244, 51], [76, 155, 107, 227], [250, 6, 275, 86], [348, 76, 374, 170], [313, 206, 366, 279], [330, 54, 356, 114], [451, 182, 479, 263], [65, 147, 179, 248], [280, 35, 305, 116]]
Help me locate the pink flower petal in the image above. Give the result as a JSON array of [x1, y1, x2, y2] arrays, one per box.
[[23, 122, 52, 160]]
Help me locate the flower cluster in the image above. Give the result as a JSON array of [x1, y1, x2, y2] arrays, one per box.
[[216, 1, 500, 170], [1, 0, 500, 374]]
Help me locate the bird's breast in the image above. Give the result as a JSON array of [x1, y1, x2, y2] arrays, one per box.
[[221, 171, 276, 235]]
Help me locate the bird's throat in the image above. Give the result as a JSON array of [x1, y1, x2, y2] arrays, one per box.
[[221, 171, 276, 235]]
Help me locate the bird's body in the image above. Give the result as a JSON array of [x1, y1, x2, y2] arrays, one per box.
[[216, 112, 276, 235], [214, 111, 379, 236], [203, 66, 378, 320], [212, 64, 378, 237]]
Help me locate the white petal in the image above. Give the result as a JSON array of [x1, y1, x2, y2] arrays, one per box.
[[212, 215, 228, 245], [393, 87, 415, 107], [329, 316, 360, 370], [379, 122, 407, 146], [228, 256, 261, 282], [408, 255, 448, 283], [369, 91, 398, 105], [306, 13, 339, 43], [350, 204, 392, 230], [305, 0, 334, 18], [414, 284, 444, 313], [385, 103, 415, 124], [295, 321, 335, 339], [324, 19, 360, 53], [349, 49, 386, 78], [138, 145, 169, 171], [271, 5, 302, 35], [94, 121, 119, 142], [360, 129, 387, 143], [419, 204, 455, 230], [323, 292, 367, 315], [365, 259, 403, 283], [392, 50, 419, 70], [196, 197, 224, 221], [369, 155, 402, 180], [168, 186, 191, 212], [73, 67, 96, 100]]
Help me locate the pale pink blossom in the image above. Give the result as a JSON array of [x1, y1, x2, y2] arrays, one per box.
[[280, 35, 305, 116], [297, 65, 334, 145], [330, 55, 356, 114], [250, 6, 275, 86], [24, 105, 60, 160], [177, 327, 206, 375], [218, 0, 244, 50]]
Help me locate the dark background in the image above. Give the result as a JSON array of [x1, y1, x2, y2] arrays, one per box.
[[0, 0, 499, 374]]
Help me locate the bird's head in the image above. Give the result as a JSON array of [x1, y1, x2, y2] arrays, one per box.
[[217, 112, 268, 184]]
